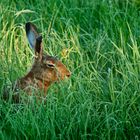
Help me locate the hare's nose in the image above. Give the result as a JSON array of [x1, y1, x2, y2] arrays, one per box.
[[66, 72, 71, 77]]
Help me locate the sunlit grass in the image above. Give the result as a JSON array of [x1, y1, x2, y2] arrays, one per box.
[[0, 0, 140, 139]]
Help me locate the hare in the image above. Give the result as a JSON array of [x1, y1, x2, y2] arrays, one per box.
[[3, 22, 71, 103]]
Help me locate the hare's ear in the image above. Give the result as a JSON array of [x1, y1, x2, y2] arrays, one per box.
[[35, 36, 43, 60], [25, 22, 39, 49]]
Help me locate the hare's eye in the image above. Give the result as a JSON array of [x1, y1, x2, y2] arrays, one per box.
[[47, 63, 55, 68], [46, 62, 55, 68], [43, 60, 55, 68]]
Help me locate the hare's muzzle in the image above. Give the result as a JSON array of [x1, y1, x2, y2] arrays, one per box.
[[66, 71, 71, 77]]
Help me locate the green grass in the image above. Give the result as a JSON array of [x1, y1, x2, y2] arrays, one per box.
[[0, 0, 140, 139]]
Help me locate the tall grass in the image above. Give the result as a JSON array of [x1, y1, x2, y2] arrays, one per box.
[[0, 0, 140, 139]]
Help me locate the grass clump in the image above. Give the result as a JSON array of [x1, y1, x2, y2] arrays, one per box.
[[0, 0, 140, 139]]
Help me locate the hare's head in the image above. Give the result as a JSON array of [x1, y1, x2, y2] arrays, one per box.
[[25, 22, 71, 83]]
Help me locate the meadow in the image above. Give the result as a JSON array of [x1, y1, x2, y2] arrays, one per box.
[[0, 0, 140, 139]]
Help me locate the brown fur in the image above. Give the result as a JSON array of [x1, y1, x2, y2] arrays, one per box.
[[3, 22, 71, 103]]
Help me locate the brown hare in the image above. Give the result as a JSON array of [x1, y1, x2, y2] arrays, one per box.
[[3, 22, 71, 103]]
